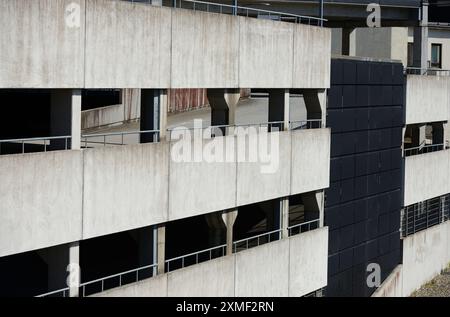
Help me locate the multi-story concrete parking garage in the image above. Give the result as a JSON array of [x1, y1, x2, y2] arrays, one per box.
[[0, 0, 450, 298]]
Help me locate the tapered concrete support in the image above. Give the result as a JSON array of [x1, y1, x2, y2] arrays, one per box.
[[342, 28, 354, 56], [268, 89, 290, 131], [68, 242, 80, 297], [140, 89, 167, 143], [222, 210, 238, 256], [303, 191, 325, 227], [207, 89, 240, 127], [155, 225, 165, 275], [413, 2, 429, 71], [50, 89, 81, 150], [280, 198, 289, 239], [303, 89, 327, 127], [411, 124, 426, 147], [205, 213, 226, 253]]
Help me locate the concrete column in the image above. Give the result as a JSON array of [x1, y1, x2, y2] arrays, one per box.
[[411, 124, 426, 147], [303, 89, 327, 127], [342, 28, 354, 56], [140, 89, 167, 143], [155, 225, 165, 275], [205, 213, 226, 254], [50, 89, 81, 150], [222, 210, 238, 255], [122, 88, 141, 123], [268, 89, 290, 131], [413, 2, 429, 70], [207, 88, 240, 128], [68, 242, 80, 297], [280, 198, 289, 239]]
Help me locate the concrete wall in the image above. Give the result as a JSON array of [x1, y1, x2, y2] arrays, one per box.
[[0, 0, 86, 88], [0, 151, 83, 257], [83, 143, 169, 239], [1, 0, 331, 89], [405, 75, 450, 125], [291, 128, 331, 195], [91, 227, 328, 297], [408, 27, 450, 70], [372, 265, 403, 297], [402, 221, 450, 296], [82, 104, 125, 130], [404, 149, 450, 206]]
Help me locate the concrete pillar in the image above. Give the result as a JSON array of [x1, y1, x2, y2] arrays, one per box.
[[122, 89, 141, 123], [413, 2, 429, 70], [268, 89, 290, 131], [342, 28, 354, 56], [50, 89, 81, 150], [68, 242, 80, 297], [221, 210, 238, 255], [280, 198, 289, 239], [303, 89, 327, 127], [205, 213, 226, 255], [140, 89, 167, 143], [154, 225, 165, 275], [207, 89, 240, 129], [411, 124, 426, 147]]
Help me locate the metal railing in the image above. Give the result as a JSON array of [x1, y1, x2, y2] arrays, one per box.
[[0, 135, 71, 155], [289, 119, 323, 130], [401, 194, 450, 237], [79, 263, 158, 297], [233, 229, 282, 253], [287, 219, 320, 237], [127, 0, 326, 26], [36, 287, 70, 298], [81, 130, 160, 147], [405, 67, 450, 76], [165, 244, 227, 272], [404, 143, 445, 157], [167, 121, 285, 140]]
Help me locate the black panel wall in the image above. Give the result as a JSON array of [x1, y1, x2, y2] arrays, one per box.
[[325, 58, 404, 297]]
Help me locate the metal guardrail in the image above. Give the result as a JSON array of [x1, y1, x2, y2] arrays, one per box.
[[233, 229, 282, 253], [289, 119, 323, 130], [81, 130, 160, 147], [404, 143, 445, 157], [127, 0, 326, 26], [287, 219, 320, 237], [405, 67, 450, 76], [36, 287, 70, 298], [401, 194, 450, 238], [79, 263, 158, 297], [0, 135, 71, 155], [165, 244, 227, 272]]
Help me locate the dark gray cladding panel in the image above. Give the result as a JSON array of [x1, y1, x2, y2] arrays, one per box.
[[325, 58, 404, 297]]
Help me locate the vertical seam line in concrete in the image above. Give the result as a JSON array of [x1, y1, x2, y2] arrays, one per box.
[[166, 138, 171, 224], [287, 237, 291, 297], [233, 252, 237, 297], [234, 134, 238, 207], [289, 131, 293, 196], [291, 24, 295, 90], [83, 0, 88, 88], [237, 16, 241, 88], [81, 148, 85, 240], [169, 8, 173, 88]]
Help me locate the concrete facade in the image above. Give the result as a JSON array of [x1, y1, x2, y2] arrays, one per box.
[[405, 75, 450, 125], [404, 149, 450, 206], [90, 227, 329, 297], [0, 0, 331, 89]]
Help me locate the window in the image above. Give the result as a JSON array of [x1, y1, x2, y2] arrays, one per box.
[[407, 43, 414, 67], [431, 43, 442, 68]]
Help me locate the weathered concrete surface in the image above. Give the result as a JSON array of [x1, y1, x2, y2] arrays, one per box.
[[0, 0, 86, 88], [290, 128, 331, 195], [1, 0, 330, 89], [372, 265, 403, 297], [167, 256, 235, 297], [235, 239, 290, 297], [168, 135, 237, 221], [82, 104, 125, 130], [84, 0, 171, 88], [288, 227, 328, 296], [402, 222, 450, 296], [239, 17, 293, 88], [405, 75, 450, 125], [404, 150, 450, 206], [292, 24, 331, 89], [0, 151, 83, 257], [236, 131, 291, 206], [171, 10, 239, 88], [88, 227, 329, 297], [82, 143, 169, 239], [91, 274, 168, 297]]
